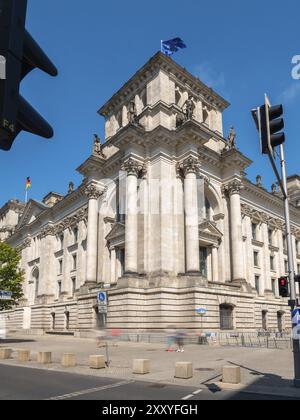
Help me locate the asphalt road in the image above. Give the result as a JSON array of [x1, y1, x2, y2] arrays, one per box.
[[0, 364, 297, 401]]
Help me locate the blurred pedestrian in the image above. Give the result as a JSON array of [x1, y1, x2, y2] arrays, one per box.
[[165, 325, 176, 352], [175, 329, 186, 352]]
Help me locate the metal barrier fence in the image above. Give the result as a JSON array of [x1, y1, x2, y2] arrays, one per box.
[[114, 331, 293, 349], [216, 331, 292, 349]]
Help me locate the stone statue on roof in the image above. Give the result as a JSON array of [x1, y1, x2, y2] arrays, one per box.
[[227, 126, 236, 149], [93, 134, 105, 158]]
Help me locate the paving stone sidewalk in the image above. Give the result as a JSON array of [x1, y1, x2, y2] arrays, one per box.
[[0, 333, 299, 398]]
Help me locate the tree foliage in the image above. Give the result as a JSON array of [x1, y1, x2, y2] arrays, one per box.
[[0, 242, 24, 310]]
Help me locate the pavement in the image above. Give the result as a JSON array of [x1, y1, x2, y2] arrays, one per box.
[[0, 333, 300, 400]]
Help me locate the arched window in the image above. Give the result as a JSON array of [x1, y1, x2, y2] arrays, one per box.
[[220, 304, 234, 330]]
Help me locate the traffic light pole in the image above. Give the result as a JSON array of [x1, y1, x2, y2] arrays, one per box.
[[279, 144, 300, 387]]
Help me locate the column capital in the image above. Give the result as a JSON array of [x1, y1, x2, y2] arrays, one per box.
[[222, 179, 244, 196], [40, 225, 56, 239], [84, 183, 104, 200], [122, 158, 146, 178], [177, 156, 201, 177]]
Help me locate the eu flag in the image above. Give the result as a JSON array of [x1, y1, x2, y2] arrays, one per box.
[[161, 38, 187, 56]]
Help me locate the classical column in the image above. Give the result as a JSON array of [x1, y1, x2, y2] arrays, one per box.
[[223, 179, 245, 282], [84, 183, 103, 284], [179, 156, 201, 274], [212, 246, 219, 282], [122, 158, 145, 275]]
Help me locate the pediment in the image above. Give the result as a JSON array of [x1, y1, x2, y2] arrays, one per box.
[[199, 220, 223, 241], [17, 200, 49, 229], [106, 222, 125, 244]]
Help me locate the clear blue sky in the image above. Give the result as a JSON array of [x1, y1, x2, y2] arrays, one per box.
[[1, 0, 300, 205]]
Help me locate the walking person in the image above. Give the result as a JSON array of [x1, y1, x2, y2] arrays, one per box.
[[165, 325, 176, 352], [175, 329, 186, 353]]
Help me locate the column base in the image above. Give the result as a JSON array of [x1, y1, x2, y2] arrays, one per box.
[[231, 279, 252, 293], [186, 271, 202, 277], [124, 271, 140, 278]]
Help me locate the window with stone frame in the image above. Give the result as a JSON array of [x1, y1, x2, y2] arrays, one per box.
[[73, 226, 79, 244], [255, 275, 260, 294], [57, 281, 62, 297], [284, 260, 288, 274], [71, 277, 76, 297], [283, 234, 287, 252], [268, 229, 273, 245], [58, 259, 63, 275], [252, 223, 258, 240], [199, 247, 208, 278], [253, 251, 259, 267], [296, 239, 300, 256], [270, 255, 275, 271], [59, 233, 64, 250], [72, 254, 77, 270], [271, 278, 276, 295], [219, 304, 234, 330]]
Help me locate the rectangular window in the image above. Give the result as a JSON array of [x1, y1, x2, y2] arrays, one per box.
[[272, 279, 276, 294], [255, 275, 260, 293], [59, 234, 64, 250], [270, 256, 275, 271], [58, 259, 63, 275], [200, 247, 208, 278], [254, 251, 259, 267], [296, 240, 300, 256], [297, 264, 300, 275], [284, 260, 288, 274], [72, 254, 77, 270], [71, 278, 76, 296], [283, 235, 287, 252], [268, 229, 273, 245], [252, 223, 257, 240], [119, 248, 125, 276], [58, 281, 62, 296], [73, 227, 78, 244]]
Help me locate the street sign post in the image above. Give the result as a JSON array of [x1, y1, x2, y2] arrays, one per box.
[[0, 291, 12, 301], [252, 94, 300, 388]]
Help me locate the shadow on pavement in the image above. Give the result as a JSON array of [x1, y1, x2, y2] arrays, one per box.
[[222, 360, 298, 400], [0, 339, 35, 344]]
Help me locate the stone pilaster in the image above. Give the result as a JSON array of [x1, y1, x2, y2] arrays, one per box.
[[84, 183, 104, 285], [122, 158, 146, 275], [223, 179, 245, 283], [39, 225, 56, 300], [212, 246, 219, 282], [178, 156, 201, 274]]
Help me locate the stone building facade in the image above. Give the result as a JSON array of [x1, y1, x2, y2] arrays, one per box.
[[1, 52, 300, 334]]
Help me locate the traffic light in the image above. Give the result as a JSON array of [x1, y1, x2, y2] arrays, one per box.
[[0, 0, 58, 151], [278, 276, 290, 298], [252, 95, 285, 156]]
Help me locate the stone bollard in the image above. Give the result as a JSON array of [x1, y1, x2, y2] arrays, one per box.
[[89, 355, 105, 370], [17, 349, 30, 362], [61, 353, 76, 367], [0, 348, 12, 360], [37, 352, 52, 364], [175, 362, 193, 379], [222, 366, 241, 385], [133, 359, 150, 375]]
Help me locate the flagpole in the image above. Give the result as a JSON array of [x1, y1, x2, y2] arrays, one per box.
[[25, 189, 28, 204]]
